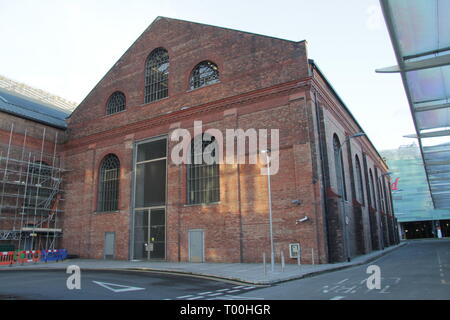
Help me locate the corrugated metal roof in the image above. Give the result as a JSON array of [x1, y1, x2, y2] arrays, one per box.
[[0, 87, 70, 129]]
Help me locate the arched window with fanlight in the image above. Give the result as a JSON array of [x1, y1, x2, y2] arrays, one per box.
[[333, 134, 347, 201], [98, 154, 120, 212], [106, 91, 126, 115], [144, 48, 169, 104], [187, 134, 220, 204], [189, 61, 219, 90]]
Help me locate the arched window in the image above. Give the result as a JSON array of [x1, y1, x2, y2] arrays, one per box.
[[355, 155, 365, 205], [189, 61, 219, 90], [333, 134, 347, 201], [144, 48, 169, 103], [187, 134, 220, 204], [106, 91, 126, 115], [369, 169, 376, 210], [375, 169, 383, 212], [98, 154, 120, 212]]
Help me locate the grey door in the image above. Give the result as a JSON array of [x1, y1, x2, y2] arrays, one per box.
[[189, 230, 204, 263], [104, 232, 115, 259]]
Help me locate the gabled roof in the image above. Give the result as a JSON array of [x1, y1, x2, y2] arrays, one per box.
[[69, 16, 306, 120], [0, 83, 72, 130], [157, 16, 305, 44]]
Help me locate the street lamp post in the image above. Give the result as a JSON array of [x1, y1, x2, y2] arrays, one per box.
[[337, 132, 366, 262], [378, 171, 392, 249], [262, 149, 275, 272]]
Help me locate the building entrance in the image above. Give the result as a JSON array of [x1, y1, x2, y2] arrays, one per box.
[[132, 137, 167, 260]]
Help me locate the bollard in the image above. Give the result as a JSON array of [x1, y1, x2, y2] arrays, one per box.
[[281, 251, 285, 273], [297, 249, 301, 267], [263, 252, 267, 277], [311, 248, 315, 265]]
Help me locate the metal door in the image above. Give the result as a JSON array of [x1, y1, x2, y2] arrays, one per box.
[[104, 232, 115, 259], [189, 230, 204, 263]]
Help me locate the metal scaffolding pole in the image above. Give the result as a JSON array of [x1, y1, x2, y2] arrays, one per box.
[[13, 128, 27, 231], [0, 124, 14, 218], [31, 128, 46, 250], [0, 125, 66, 249]]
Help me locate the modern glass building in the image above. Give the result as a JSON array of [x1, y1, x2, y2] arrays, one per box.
[[381, 143, 450, 239]]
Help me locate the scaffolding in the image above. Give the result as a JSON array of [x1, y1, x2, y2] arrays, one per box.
[[0, 123, 66, 251]]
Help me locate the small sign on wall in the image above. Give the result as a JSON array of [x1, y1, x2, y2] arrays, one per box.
[[145, 243, 154, 252], [289, 243, 301, 259]]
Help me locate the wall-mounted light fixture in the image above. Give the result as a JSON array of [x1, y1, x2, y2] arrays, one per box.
[[296, 216, 309, 224]]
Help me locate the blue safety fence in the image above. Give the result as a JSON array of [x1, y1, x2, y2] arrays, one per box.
[[40, 249, 68, 263]]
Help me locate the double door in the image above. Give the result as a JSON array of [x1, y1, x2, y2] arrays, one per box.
[[134, 208, 165, 260]]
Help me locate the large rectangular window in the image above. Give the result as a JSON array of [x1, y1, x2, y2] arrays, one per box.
[[135, 139, 167, 208]]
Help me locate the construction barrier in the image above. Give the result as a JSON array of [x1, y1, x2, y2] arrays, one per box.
[[40, 249, 68, 263], [0, 249, 68, 266], [17, 250, 41, 265], [0, 251, 16, 266]]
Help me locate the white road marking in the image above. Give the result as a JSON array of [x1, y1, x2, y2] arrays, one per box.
[[188, 296, 205, 300], [337, 279, 349, 284], [92, 281, 145, 293], [176, 295, 194, 299], [208, 292, 224, 296], [227, 290, 241, 293], [340, 286, 357, 294], [225, 295, 264, 300], [243, 286, 256, 290], [216, 289, 230, 292], [233, 286, 245, 289], [380, 285, 391, 294], [199, 291, 213, 295], [330, 296, 345, 300]]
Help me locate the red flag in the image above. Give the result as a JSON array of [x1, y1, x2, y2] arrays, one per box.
[[391, 177, 399, 191]]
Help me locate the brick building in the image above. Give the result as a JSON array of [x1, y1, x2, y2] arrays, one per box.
[[1, 17, 398, 263], [0, 75, 76, 252]]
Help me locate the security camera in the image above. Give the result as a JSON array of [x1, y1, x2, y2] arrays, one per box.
[[292, 200, 302, 205], [296, 216, 309, 224]]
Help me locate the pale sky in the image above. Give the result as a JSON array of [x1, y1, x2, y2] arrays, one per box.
[[0, 0, 416, 150]]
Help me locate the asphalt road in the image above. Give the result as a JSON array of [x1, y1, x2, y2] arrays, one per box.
[[239, 239, 450, 300], [0, 239, 448, 300], [0, 269, 260, 300]]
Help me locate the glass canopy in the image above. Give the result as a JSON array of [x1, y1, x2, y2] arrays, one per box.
[[378, 0, 450, 209]]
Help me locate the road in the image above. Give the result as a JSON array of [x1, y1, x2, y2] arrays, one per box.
[[239, 239, 450, 300], [0, 240, 448, 300], [0, 270, 260, 300]]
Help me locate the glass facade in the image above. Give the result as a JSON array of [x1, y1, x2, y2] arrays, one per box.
[[381, 143, 450, 223]]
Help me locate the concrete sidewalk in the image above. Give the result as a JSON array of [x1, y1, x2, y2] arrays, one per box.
[[0, 243, 406, 285]]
